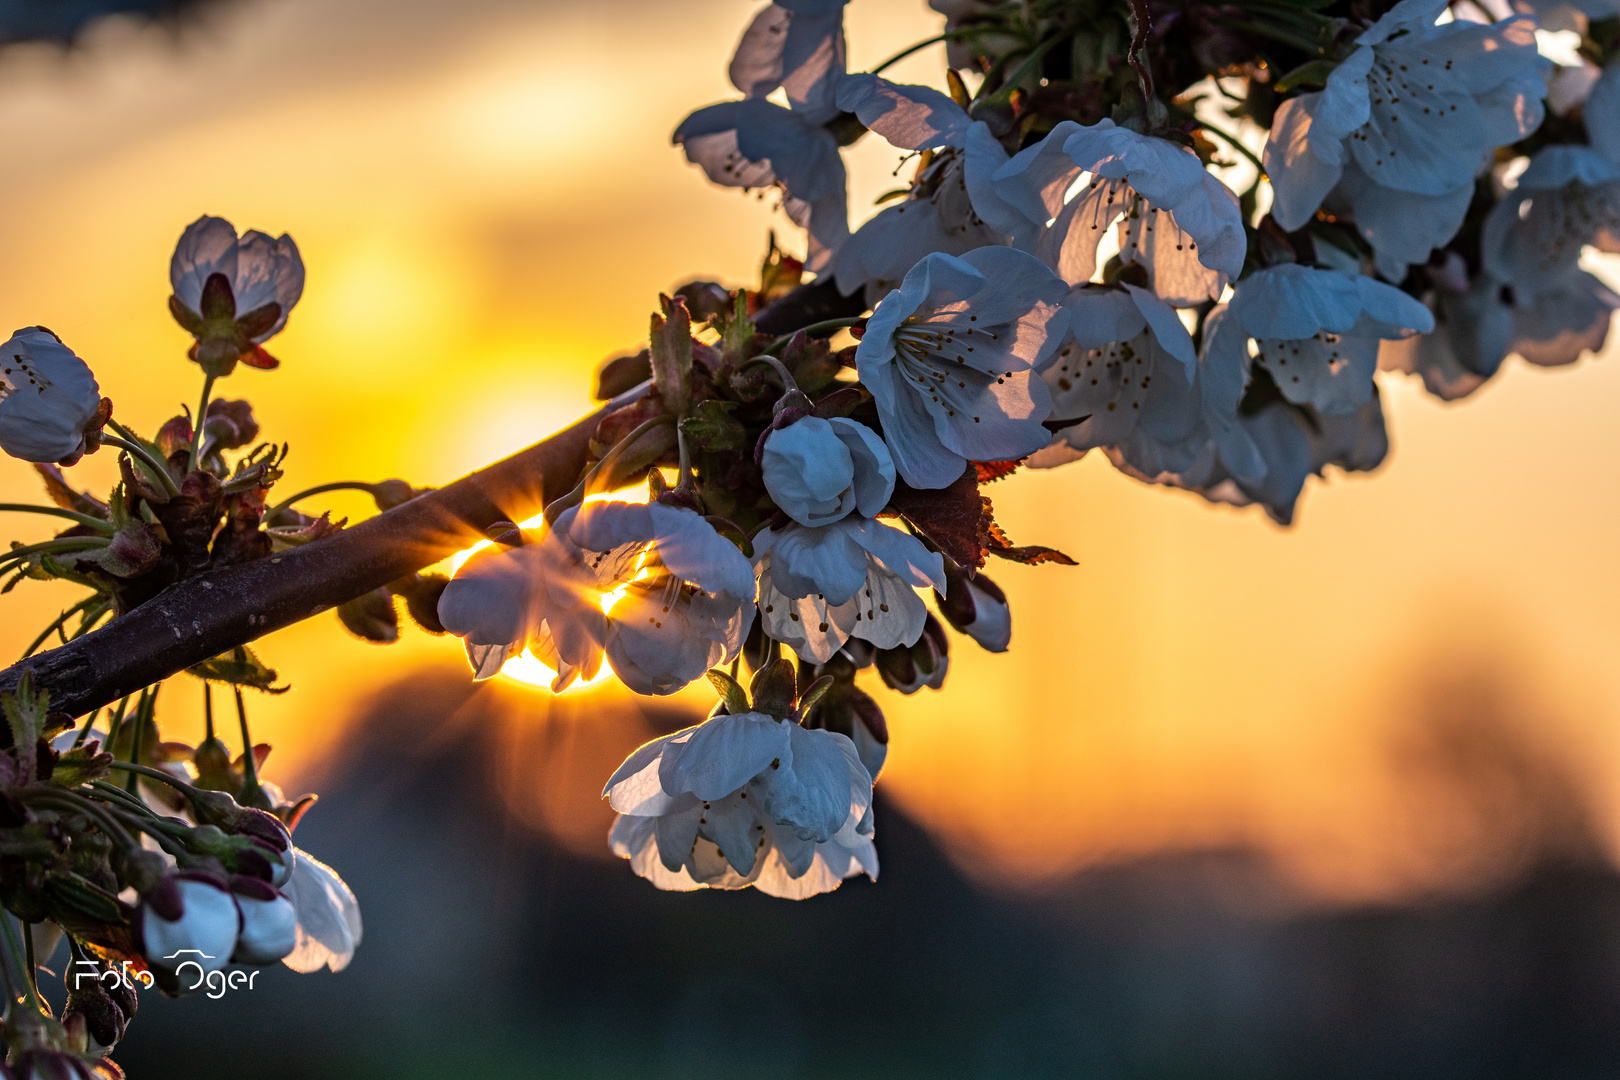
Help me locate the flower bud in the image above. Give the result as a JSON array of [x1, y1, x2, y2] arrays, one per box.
[[0, 327, 104, 465], [136, 872, 239, 993], [875, 615, 949, 694], [62, 958, 133, 1056], [187, 789, 292, 855], [230, 877, 297, 965], [759, 416, 895, 528], [934, 569, 1012, 653], [201, 398, 259, 451]]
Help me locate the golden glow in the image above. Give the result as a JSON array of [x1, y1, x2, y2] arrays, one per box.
[[443, 484, 652, 691], [0, 0, 1617, 901]]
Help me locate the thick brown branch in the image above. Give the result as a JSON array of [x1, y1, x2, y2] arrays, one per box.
[[0, 393, 634, 717], [0, 283, 848, 716]]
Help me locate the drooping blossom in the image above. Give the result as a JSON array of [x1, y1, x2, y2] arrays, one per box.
[[229, 877, 298, 965], [1029, 283, 1199, 463], [875, 613, 951, 692], [754, 515, 947, 664], [760, 415, 894, 528], [934, 569, 1011, 654], [1207, 264, 1433, 416], [438, 500, 758, 696], [983, 120, 1246, 304], [831, 78, 1006, 300], [0, 327, 103, 465], [136, 873, 240, 988], [604, 710, 876, 898], [674, 2, 851, 270], [281, 847, 363, 974], [168, 215, 305, 372], [856, 246, 1064, 489], [1263, 0, 1544, 280]]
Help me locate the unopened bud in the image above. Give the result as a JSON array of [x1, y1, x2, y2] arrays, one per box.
[[875, 615, 950, 694], [136, 872, 239, 995], [337, 587, 400, 644], [230, 876, 296, 965], [935, 571, 1011, 653], [749, 657, 798, 719], [201, 398, 260, 450], [62, 958, 132, 1055]]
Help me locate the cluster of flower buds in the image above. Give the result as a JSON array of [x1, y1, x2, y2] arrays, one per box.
[[0, 212, 401, 1074], [433, 0, 1620, 896], [0, 671, 360, 1074]]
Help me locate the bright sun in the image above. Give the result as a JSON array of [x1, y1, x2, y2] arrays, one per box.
[[445, 483, 652, 693]]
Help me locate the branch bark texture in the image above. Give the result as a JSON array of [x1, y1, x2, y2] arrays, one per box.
[[0, 283, 847, 716]]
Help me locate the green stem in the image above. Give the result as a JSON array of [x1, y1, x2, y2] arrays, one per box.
[[0, 913, 40, 1013], [763, 318, 866, 357], [67, 601, 111, 642], [234, 685, 264, 801], [72, 707, 100, 749], [22, 920, 36, 1004], [101, 434, 181, 498], [22, 789, 137, 854], [0, 504, 113, 535], [1214, 17, 1323, 54], [264, 481, 378, 522], [188, 372, 216, 474], [89, 779, 169, 822], [203, 683, 215, 743], [21, 595, 102, 660], [0, 537, 110, 578], [125, 697, 144, 796], [103, 692, 134, 754], [978, 34, 1065, 107], [106, 760, 199, 799], [1188, 113, 1267, 176], [869, 33, 950, 76], [543, 414, 677, 524]]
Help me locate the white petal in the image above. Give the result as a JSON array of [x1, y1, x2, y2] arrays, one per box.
[[835, 73, 970, 149], [659, 712, 790, 801]]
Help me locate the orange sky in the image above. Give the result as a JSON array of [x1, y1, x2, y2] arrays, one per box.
[[0, 0, 1616, 902]]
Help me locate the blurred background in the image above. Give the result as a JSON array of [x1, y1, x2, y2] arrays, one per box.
[[3, 0, 1620, 1075]]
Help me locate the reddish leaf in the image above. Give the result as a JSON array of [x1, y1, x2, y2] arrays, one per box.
[[974, 459, 1022, 484], [883, 464, 984, 569], [980, 496, 1076, 566], [241, 345, 281, 370]]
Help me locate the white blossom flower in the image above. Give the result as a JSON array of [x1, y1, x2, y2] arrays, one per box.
[[856, 246, 1065, 489], [1378, 268, 1513, 400], [439, 501, 758, 696], [604, 710, 876, 898], [1511, 266, 1620, 366], [831, 84, 1006, 301], [1108, 375, 1391, 526], [137, 873, 239, 984], [1263, 1, 1544, 278], [1210, 264, 1433, 416], [674, 2, 850, 270], [229, 877, 298, 966], [730, 2, 847, 118], [169, 215, 304, 363], [674, 101, 848, 271], [835, 73, 972, 152], [762, 416, 895, 527], [0, 327, 102, 464], [1482, 145, 1620, 286], [1029, 283, 1199, 460], [983, 120, 1245, 304], [754, 515, 946, 664], [281, 847, 362, 974]]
